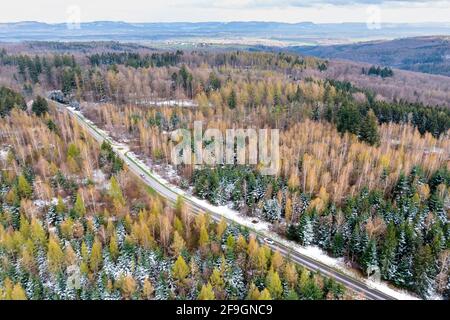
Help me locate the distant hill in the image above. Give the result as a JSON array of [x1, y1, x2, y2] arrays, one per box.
[[293, 36, 450, 77], [0, 21, 450, 45]]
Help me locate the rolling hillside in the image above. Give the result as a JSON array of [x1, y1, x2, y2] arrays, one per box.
[[293, 36, 450, 77]]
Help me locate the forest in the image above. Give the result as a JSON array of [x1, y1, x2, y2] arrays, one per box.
[[362, 66, 394, 78], [0, 103, 350, 300], [0, 43, 448, 300]]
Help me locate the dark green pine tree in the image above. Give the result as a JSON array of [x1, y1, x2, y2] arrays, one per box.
[[301, 277, 324, 300], [428, 192, 447, 225], [208, 72, 221, 91], [193, 171, 210, 200], [336, 103, 361, 136], [361, 239, 378, 276], [33, 55, 42, 75], [323, 278, 345, 300], [312, 105, 320, 121], [359, 109, 380, 146], [380, 222, 398, 281], [428, 223, 444, 255], [228, 89, 237, 109], [208, 170, 220, 204], [395, 253, 414, 289], [245, 173, 257, 208], [294, 85, 303, 103], [331, 232, 345, 257], [297, 212, 314, 246], [393, 173, 410, 199], [273, 91, 282, 107], [394, 223, 414, 289], [407, 166, 425, 194], [32, 96, 49, 117], [0, 86, 27, 116], [316, 218, 332, 250], [359, 230, 369, 255], [42, 57, 52, 84], [62, 70, 72, 94], [413, 244, 436, 299], [17, 56, 27, 80], [349, 222, 362, 262], [324, 104, 334, 123], [286, 223, 299, 242], [393, 173, 412, 219], [428, 167, 450, 192]]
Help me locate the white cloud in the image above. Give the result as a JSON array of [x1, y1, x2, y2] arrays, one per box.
[[0, 0, 449, 23], [169, 0, 450, 8]]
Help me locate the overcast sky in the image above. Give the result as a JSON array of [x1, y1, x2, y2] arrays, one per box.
[[1, 0, 449, 23]]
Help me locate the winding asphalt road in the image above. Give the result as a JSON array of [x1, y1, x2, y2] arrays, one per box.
[[55, 101, 397, 300]]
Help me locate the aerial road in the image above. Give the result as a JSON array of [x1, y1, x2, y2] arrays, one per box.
[[54, 100, 397, 300]]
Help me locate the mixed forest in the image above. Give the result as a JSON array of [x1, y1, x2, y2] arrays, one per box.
[[0, 102, 350, 300], [0, 43, 449, 300]]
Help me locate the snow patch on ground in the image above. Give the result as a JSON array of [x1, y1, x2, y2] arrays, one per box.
[[92, 169, 108, 189], [365, 280, 421, 300], [301, 246, 344, 268], [266, 232, 420, 300], [33, 197, 60, 208], [191, 198, 270, 232], [0, 149, 9, 161]]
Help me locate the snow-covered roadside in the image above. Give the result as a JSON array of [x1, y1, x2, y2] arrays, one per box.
[[71, 105, 422, 300], [366, 280, 421, 300], [189, 197, 420, 300], [267, 234, 420, 300]]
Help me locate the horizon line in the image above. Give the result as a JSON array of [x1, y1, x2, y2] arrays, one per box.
[[1, 20, 449, 25]]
